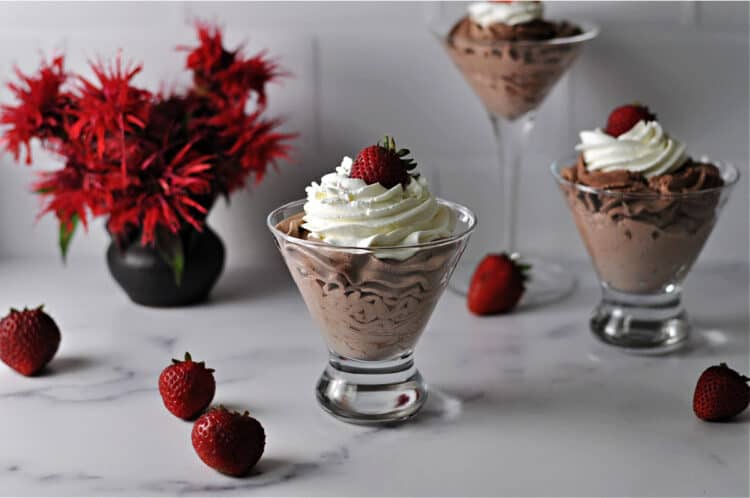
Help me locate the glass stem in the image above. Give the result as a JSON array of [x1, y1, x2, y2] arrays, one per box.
[[489, 112, 536, 254]]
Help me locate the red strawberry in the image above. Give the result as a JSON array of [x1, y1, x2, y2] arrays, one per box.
[[159, 352, 216, 420], [0, 306, 61, 376], [467, 253, 529, 315], [693, 363, 749, 422], [192, 406, 266, 477], [605, 104, 657, 137], [350, 135, 417, 189]]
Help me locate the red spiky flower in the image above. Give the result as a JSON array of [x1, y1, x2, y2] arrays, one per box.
[[0, 56, 70, 164], [0, 22, 294, 283]]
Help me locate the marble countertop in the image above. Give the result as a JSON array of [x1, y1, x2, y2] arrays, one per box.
[[0, 257, 747, 497]]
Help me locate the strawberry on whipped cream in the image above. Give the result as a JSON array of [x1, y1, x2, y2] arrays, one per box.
[[564, 105, 723, 192], [576, 120, 688, 178], [302, 156, 454, 258]]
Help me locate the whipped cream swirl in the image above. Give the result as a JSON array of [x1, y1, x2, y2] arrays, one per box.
[[576, 120, 688, 178], [302, 157, 455, 260], [468, 1, 543, 28]]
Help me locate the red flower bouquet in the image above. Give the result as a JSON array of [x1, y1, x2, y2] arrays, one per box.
[[1, 23, 293, 291]]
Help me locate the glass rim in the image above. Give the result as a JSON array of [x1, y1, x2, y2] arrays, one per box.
[[549, 156, 740, 199], [267, 198, 477, 253], [443, 20, 599, 47]]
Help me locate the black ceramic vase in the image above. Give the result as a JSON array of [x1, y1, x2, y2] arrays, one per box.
[[106, 226, 225, 307]]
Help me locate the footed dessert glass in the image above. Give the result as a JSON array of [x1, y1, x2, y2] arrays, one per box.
[[430, 4, 598, 306], [551, 159, 738, 353], [268, 199, 476, 424]]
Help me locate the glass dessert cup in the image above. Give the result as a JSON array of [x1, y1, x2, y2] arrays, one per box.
[[551, 159, 739, 353], [430, 7, 598, 306], [267, 199, 476, 424]]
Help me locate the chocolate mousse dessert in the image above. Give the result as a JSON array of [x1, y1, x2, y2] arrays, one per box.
[[274, 137, 463, 361], [557, 104, 726, 294], [270, 137, 475, 422], [446, 1, 588, 119]]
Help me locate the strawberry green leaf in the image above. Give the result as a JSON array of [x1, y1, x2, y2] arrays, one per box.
[[381, 135, 396, 151]]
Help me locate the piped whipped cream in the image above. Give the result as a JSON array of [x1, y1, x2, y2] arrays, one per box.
[[302, 157, 455, 260], [468, 1, 543, 28], [575, 120, 688, 178]]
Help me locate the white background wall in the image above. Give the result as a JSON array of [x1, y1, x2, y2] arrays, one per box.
[[0, 1, 747, 269]]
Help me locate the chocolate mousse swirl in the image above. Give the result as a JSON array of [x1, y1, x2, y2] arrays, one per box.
[[445, 5, 586, 120], [451, 16, 581, 43], [561, 155, 724, 234], [276, 229, 461, 361]]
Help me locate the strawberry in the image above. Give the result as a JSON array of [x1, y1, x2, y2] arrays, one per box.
[[0, 306, 61, 376], [604, 103, 656, 137], [192, 406, 266, 477], [693, 363, 749, 422], [159, 352, 216, 420], [467, 253, 530, 315], [350, 135, 417, 189]]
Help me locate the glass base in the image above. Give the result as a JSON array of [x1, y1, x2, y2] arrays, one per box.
[[590, 285, 690, 354], [449, 254, 577, 309], [315, 353, 428, 425]]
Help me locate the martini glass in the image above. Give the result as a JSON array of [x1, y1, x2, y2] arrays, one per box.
[[429, 3, 598, 306]]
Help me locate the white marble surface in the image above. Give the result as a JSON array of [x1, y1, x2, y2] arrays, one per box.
[[0, 256, 747, 497]]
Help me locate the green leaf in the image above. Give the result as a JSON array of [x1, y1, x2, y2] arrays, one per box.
[[59, 214, 79, 263], [155, 227, 185, 287], [382, 135, 396, 151]]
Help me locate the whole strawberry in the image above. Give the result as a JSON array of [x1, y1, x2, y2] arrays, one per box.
[[159, 352, 216, 420], [192, 406, 266, 477], [693, 363, 749, 422], [350, 135, 417, 189], [0, 306, 61, 376], [467, 253, 530, 315], [605, 103, 656, 137]]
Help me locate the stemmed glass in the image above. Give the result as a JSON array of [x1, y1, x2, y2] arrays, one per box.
[[429, 3, 598, 305], [268, 199, 476, 424], [551, 159, 738, 353]]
